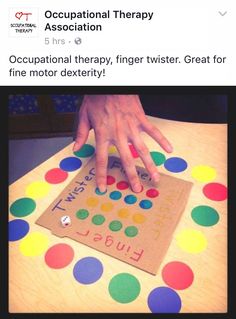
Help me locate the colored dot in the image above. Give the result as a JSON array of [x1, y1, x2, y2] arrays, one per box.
[[76, 209, 89, 220], [73, 144, 95, 158], [203, 182, 227, 201], [109, 220, 122, 231], [44, 243, 74, 269], [44, 168, 68, 184], [101, 202, 114, 212], [129, 144, 139, 158], [107, 175, 116, 185], [139, 199, 153, 209], [146, 188, 159, 198], [147, 287, 182, 313], [109, 191, 122, 200], [86, 197, 99, 207], [132, 213, 146, 224], [109, 145, 117, 154], [19, 232, 49, 256], [59, 157, 82, 172], [25, 181, 51, 199], [124, 194, 137, 205], [92, 214, 105, 225], [150, 151, 166, 166], [73, 257, 103, 284], [116, 180, 129, 190], [164, 157, 188, 173], [108, 273, 141, 303], [10, 197, 36, 217], [95, 187, 107, 195], [191, 205, 220, 226], [176, 229, 207, 253], [191, 165, 217, 182], [8, 219, 30, 241], [118, 208, 130, 218], [162, 261, 194, 290], [125, 226, 138, 237]]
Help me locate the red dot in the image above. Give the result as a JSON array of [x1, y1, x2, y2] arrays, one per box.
[[146, 188, 159, 198], [203, 182, 227, 201], [45, 243, 74, 269], [162, 261, 194, 290], [107, 175, 116, 185], [45, 168, 68, 184], [117, 181, 129, 190], [129, 144, 139, 158]]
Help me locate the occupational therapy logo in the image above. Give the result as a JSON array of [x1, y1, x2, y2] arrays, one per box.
[[9, 8, 38, 37]]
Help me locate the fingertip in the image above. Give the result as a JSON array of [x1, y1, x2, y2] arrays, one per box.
[[73, 142, 81, 152], [98, 184, 107, 193], [132, 183, 143, 193], [152, 172, 160, 183]]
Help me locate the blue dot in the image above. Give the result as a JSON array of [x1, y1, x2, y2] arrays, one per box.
[[73, 257, 103, 284], [139, 199, 153, 209], [95, 187, 107, 195], [9, 219, 30, 241], [59, 157, 82, 172], [109, 191, 122, 200], [124, 194, 137, 205], [164, 157, 188, 173], [148, 287, 182, 313]]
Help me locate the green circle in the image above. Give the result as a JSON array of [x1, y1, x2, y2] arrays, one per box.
[[109, 220, 122, 231], [191, 205, 219, 226], [10, 197, 36, 217], [108, 273, 141, 303], [125, 226, 138, 237], [76, 209, 89, 220], [92, 214, 105, 225], [150, 151, 166, 166], [73, 144, 95, 158]]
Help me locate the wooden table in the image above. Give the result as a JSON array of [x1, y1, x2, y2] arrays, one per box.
[[9, 116, 227, 313]]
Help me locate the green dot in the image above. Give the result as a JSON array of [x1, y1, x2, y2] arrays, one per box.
[[191, 205, 219, 226], [125, 226, 138, 237], [109, 220, 122, 231], [92, 214, 105, 225], [73, 144, 95, 158], [10, 197, 36, 217], [150, 151, 166, 166], [76, 209, 89, 220], [108, 273, 141, 303]]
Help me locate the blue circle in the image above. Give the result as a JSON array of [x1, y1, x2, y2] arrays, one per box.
[[164, 157, 187, 173], [148, 287, 182, 313], [109, 191, 122, 200], [73, 257, 103, 284], [8, 219, 30, 241], [59, 157, 82, 172], [139, 199, 153, 209], [124, 194, 137, 205], [95, 187, 107, 195]]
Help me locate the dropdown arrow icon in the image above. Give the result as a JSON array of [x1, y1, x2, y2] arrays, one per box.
[[218, 11, 227, 16]]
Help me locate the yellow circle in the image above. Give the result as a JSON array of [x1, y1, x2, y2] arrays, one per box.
[[132, 213, 146, 224], [176, 228, 207, 253], [109, 145, 117, 154], [86, 197, 99, 207], [19, 232, 49, 256], [101, 202, 114, 212], [118, 208, 130, 218], [191, 165, 216, 182], [25, 181, 51, 199]]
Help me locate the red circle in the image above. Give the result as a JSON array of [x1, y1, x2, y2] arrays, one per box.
[[45, 168, 68, 184], [107, 175, 116, 185], [203, 182, 227, 201], [45, 243, 74, 269], [117, 181, 129, 190], [129, 144, 139, 158], [162, 261, 194, 290], [146, 188, 159, 198]]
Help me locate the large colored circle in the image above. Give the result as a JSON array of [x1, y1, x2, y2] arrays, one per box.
[[203, 183, 227, 201], [139, 199, 153, 209], [109, 220, 122, 231], [10, 197, 36, 217], [129, 144, 139, 158], [109, 191, 122, 200], [73, 144, 95, 158], [108, 273, 141, 303], [162, 261, 194, 290], [107, 175, 116, 185], [25, 181, 51, 199], [124, 194, 137, 205], [92, 214, 105, 225], [191, 165, 216, 182], [45, 243, 74, 269], [8, 219, 30, 241], [150, 151, 166, 166], [147, 287, 182, 313], [76, 209, 89, 220], [19, 232, 49, 256], [176, 229, 207, 253], [125, 226, 138, 237], [146, 188, 159, 198], [45, 168, 68, 184], [73, 257, 103, 284], [116, 181, 129, 190], [59, 157, 82, 172], [164, 157, 188, 173], [191, 205, 220, 226]]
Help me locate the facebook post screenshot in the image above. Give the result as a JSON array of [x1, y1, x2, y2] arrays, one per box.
[[0, 0, 235, 318]]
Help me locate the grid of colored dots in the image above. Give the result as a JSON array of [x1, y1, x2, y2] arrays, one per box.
[[116, 180, 129, 190], [95, 187, 107, 195], [129, 144, 139, 158], [101, 202, 114, 212], [86, 197, 99, 207], [146, 188, 159, 198], [107, 175, 116, 185], [76, 209, 89, 220], [92, 214, 105, 225], [109, 220, 123, 231], [117, 208, 130, 218], [109, 191, 122, 200], [125, 226, 138, 237], [132, 213, 146, 224], [139, 199, 153, 209], [124, 194, 137, 205]]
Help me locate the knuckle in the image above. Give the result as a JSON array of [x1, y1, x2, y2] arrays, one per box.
[[96, 157, 107, 168], [122, 154, 133, 168]]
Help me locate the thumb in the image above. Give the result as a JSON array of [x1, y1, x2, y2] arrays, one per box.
[[73, 112, 90, 152]]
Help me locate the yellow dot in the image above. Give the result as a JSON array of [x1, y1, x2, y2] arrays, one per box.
[[191, 165, 216, 183], [101, 202, 114, 212], [176, 229, 207, 253], [118, 208, 130, 218], [109, 145, 117, 154], [25, 181, 51, 199], [86, 197, 99, 207], [132, 213, 146, 224], [19, 232, 49, 256]]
